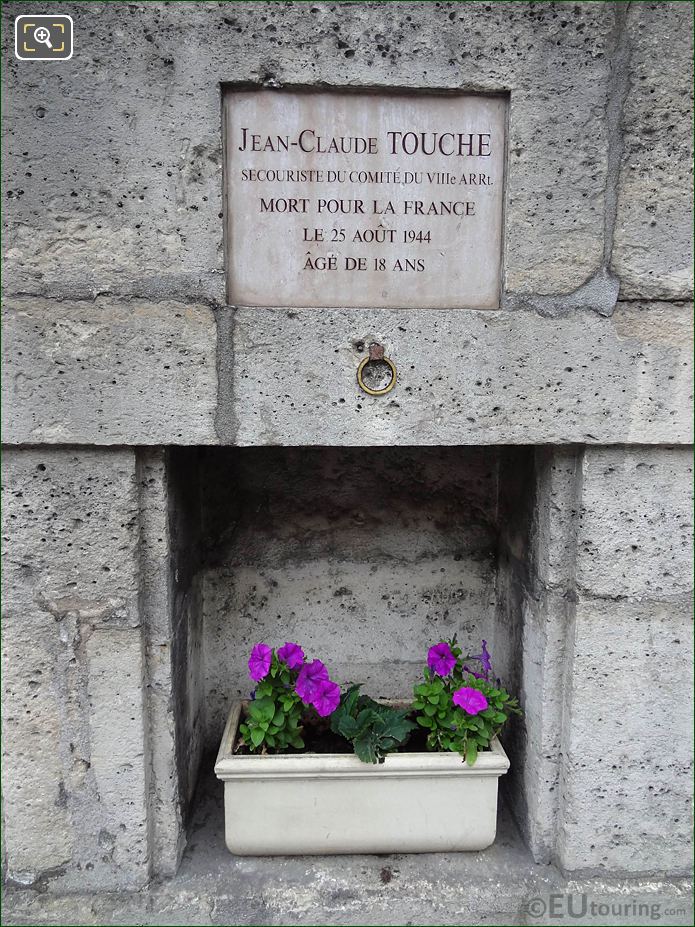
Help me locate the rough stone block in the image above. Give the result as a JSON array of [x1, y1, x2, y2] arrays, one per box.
[[577, 446, 694, 599], [1, 449, 150, 890], [1, 5, 225, 304], [84, 629, 149, 881], [515, 591, 571, 864], [1, 298, 217, 445], [531, 448, 583, 593], [612, 2, 694, 299], [1, 608, 73, 880], [511, 448, 583, 862], [557, 596, 694, 875], [137, 450, 186, 876], [230, 303, 693, 447], [517, 446, 694, 872]]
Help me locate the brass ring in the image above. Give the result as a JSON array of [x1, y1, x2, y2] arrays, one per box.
[[356, 355, 397, 396]]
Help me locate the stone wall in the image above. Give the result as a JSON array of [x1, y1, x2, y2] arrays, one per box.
[[2, 1, 692, 447], [1, 0, 692, 892], [512, 445, 693, 876], [1, 450, 152, 890]]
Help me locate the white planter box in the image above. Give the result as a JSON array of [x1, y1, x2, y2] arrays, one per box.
[[214, 700, 510, 855]]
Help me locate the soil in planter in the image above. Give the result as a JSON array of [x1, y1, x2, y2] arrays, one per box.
[[234, 710, 432, 757]]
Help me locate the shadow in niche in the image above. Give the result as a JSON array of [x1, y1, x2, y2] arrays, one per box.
[[166, 446, 536, 844]]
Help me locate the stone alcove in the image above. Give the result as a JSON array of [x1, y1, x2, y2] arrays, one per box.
[[165, 445, 533, 834]]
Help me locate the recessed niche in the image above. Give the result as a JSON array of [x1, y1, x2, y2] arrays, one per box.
[[166, 444, 533, 823]]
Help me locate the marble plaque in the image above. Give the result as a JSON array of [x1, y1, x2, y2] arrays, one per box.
[[224, 90, 506, 309]]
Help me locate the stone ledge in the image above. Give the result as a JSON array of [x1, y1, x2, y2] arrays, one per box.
[[3, 767, 692, 926], [3, 299, 691, 446], [230, 302, 693, 446]]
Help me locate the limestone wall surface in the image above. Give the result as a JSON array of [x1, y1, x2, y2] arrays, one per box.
[[1, 0, 692, 896], [512, 445, 693, 876], [1, 1, 692, 446]]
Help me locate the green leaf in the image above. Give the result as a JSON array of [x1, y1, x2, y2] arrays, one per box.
[[417, 715, 433, 728], [353, 732, 379, 764], [248, 697, 274, 721], [465, 741, 478, 766], [384, 713, 418, 742], [250, 728, 265, 748]]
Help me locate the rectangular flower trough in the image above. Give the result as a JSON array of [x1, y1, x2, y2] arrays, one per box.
[[214, 700, 510, 855]]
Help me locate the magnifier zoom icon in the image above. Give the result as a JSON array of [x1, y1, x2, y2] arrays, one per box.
[[34, 26, 53, 49]]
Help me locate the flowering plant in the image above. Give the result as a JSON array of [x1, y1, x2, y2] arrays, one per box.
[[412, 638, 521, 765], [239, 637, 520, 766], [239, 642, 341, 752]]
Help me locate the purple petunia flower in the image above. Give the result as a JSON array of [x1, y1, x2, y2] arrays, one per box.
[[474, 640, 493, 677], [295, 659, 330, 704], [427, 642, 457, 677], [453, 687, 489, 716], [311, 679, 341, 717], [248, 643, 272, 682], [463, 665, 485, 680], [277, 641, 305, 670]]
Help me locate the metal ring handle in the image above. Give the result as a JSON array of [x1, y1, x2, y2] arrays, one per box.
[[356, 355, 397, 396]]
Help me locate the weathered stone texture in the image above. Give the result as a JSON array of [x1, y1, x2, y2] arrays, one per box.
[[0, 0, 692, 898], [577, 446, 693, 599], [3, 298, 691, 447], [512, 448, 583, 863], [558, 596, 693, 875], [1, 2, 614, 305], [166, 449, 206, 821], [137, 450, 186, 876], [556, 446, 694, 875], [512, 445, 694, 875], [612, 2, 694, 299], [84, 630, 149, 879], [1, 449, 150, 890], [230, 303, 693, 447], [1, 299, 217, 445]]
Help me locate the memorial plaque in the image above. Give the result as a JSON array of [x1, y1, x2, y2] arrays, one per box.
[[224, 90, 506, 309]]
